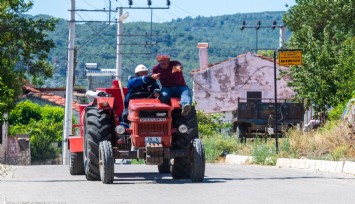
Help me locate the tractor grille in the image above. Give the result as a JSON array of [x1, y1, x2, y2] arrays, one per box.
[[138, 123, 169, 135], [139, 110, 168, 118]]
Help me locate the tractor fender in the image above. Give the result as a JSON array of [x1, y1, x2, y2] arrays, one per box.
[[96, 97, 115, 109]]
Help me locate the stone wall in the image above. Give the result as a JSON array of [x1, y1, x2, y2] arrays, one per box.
[[0, 117, 8, 164], [0, 144, 4, 164], [6, 135, 31, 165]]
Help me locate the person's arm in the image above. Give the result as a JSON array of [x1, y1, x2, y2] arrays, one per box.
[[127, 75, 156, 88], [172, 61, 183, 73]]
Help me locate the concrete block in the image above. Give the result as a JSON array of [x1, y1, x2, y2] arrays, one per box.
[[225, 154, 234, 164], [290, 159, 306, 169], [343, 161, 355, 175], [225, 155, 253, 165], [276, 158, 292, 168], [275, 158, 284, 167], [324, 161, 344, 173], [307, 160, 317, 170], [314, 160, 323, 171], [335, 161, 345, 173]]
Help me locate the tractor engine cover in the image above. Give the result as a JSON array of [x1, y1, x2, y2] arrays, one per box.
[[128, 99, 173, 148]]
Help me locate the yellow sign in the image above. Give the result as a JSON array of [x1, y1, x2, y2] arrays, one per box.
[[278, 50, 302, 66]]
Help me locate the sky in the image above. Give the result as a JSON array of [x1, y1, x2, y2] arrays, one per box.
[[27, 0, 296, 23]]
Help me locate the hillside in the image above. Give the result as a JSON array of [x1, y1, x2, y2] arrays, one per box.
[[38, 11, 291, 88]]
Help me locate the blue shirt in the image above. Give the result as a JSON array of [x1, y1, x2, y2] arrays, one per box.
[[124, 75, 160, 107]]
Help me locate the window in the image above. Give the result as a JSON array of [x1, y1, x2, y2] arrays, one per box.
[[247, 91, 262, 103]]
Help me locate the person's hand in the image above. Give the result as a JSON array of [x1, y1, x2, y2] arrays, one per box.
[[153, 89, 161, 98], [151, 73, 160, 80], [172, 65, 182, 73]]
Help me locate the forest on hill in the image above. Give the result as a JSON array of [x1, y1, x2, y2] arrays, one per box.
[[38, 11, 291, 88]]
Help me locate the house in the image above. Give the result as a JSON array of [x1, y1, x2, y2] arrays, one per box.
[[191, 43, 297, 123], [21, 85, 81, 119]]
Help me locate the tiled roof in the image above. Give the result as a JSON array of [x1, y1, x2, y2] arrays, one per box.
[[22, 85, 80, 112]]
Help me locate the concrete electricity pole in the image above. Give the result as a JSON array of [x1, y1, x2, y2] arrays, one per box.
[[63, 0, 75, 165], [116, 7, 126, 80]]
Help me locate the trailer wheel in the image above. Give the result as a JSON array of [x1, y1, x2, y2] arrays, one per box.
[[158, 159, 170, 173], [236, 124, 247, 142], [99, 140, 114, 184], [171, 107, 199, 179], [69, 151, 85, 175], [84, 107, 113, 181], [190, 139, 205, 182]]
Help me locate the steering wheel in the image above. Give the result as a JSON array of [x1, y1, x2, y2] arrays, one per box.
[[129, 92, 154, 100]]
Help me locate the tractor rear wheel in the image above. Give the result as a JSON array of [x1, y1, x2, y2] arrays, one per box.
[[69, 151, 85, 175], [190, 139, 205, 182], [158, 159, 170, 173], [171, 107, 199, 179], [84, 107, 113, 181], [99, 140, 114, 184]]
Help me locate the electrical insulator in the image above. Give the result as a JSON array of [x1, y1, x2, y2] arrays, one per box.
[[167, 0, 171, 6], [147, 0, 152, 6], [256, 20, 261, 30], [272, 20, 277, 30], [128, 0, 133, 6], [240, 20, 245, 30]]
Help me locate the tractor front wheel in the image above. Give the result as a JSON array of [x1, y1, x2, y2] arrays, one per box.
[[171, 107, 198, 179], [99, 140, 114, 184], [190, 139, 205, 182]]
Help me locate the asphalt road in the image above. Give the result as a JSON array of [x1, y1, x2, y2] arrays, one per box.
[[1, 163, 355, 204]]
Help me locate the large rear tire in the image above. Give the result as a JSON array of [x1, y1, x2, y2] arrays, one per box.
[[190, 139, 205, 182], [99, 140, 114, 184], [69, 151, 85, 175], [171, 107, 198, 179], [84, 107, 113, 181]]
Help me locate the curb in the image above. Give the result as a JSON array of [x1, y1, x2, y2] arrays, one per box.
[[225, 154, 355, 176]]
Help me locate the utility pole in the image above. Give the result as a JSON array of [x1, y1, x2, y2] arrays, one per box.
[[240, 20, 278, 53], [116, 7, 124, 80], [63, 0, 75, 165]]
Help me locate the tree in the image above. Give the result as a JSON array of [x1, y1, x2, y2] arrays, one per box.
[[283, 0, 355, 112], [0, 0, 58, 122], [9, 100, 65, 161]]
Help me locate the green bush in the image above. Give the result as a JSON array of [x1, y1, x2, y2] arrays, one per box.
[[9, 100, 65, 161], [196, 109, 232, 136], [328, 103, 345, 121], [202, 134, 239, 162], [8, 100, 41, 125]]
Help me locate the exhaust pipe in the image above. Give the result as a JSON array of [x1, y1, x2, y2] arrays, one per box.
[[85, 90, 110, 98]]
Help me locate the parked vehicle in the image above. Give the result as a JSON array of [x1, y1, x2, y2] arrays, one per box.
[[235, 97, 304, 140], [68, 80, 205, 184]]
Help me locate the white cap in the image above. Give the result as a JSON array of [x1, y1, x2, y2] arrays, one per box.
[[135, 64, 148, 73]]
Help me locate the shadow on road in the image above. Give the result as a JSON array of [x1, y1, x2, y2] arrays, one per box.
[[110, 172, 354, 185]]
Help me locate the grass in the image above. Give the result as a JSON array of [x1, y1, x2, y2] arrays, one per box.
[[201, 120, 355, 165]]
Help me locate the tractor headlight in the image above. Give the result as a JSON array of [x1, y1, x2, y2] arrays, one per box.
[[115, 125, 126, 135], [178, 124, 188, 133]]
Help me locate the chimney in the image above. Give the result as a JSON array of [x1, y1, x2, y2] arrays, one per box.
[[197, 43, 209, 70]]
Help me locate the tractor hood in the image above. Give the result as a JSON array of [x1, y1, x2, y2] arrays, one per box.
[[128, 99, 173, 111]]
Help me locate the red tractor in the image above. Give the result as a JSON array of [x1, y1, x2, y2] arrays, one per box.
[[68, 80, 205, 184]]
